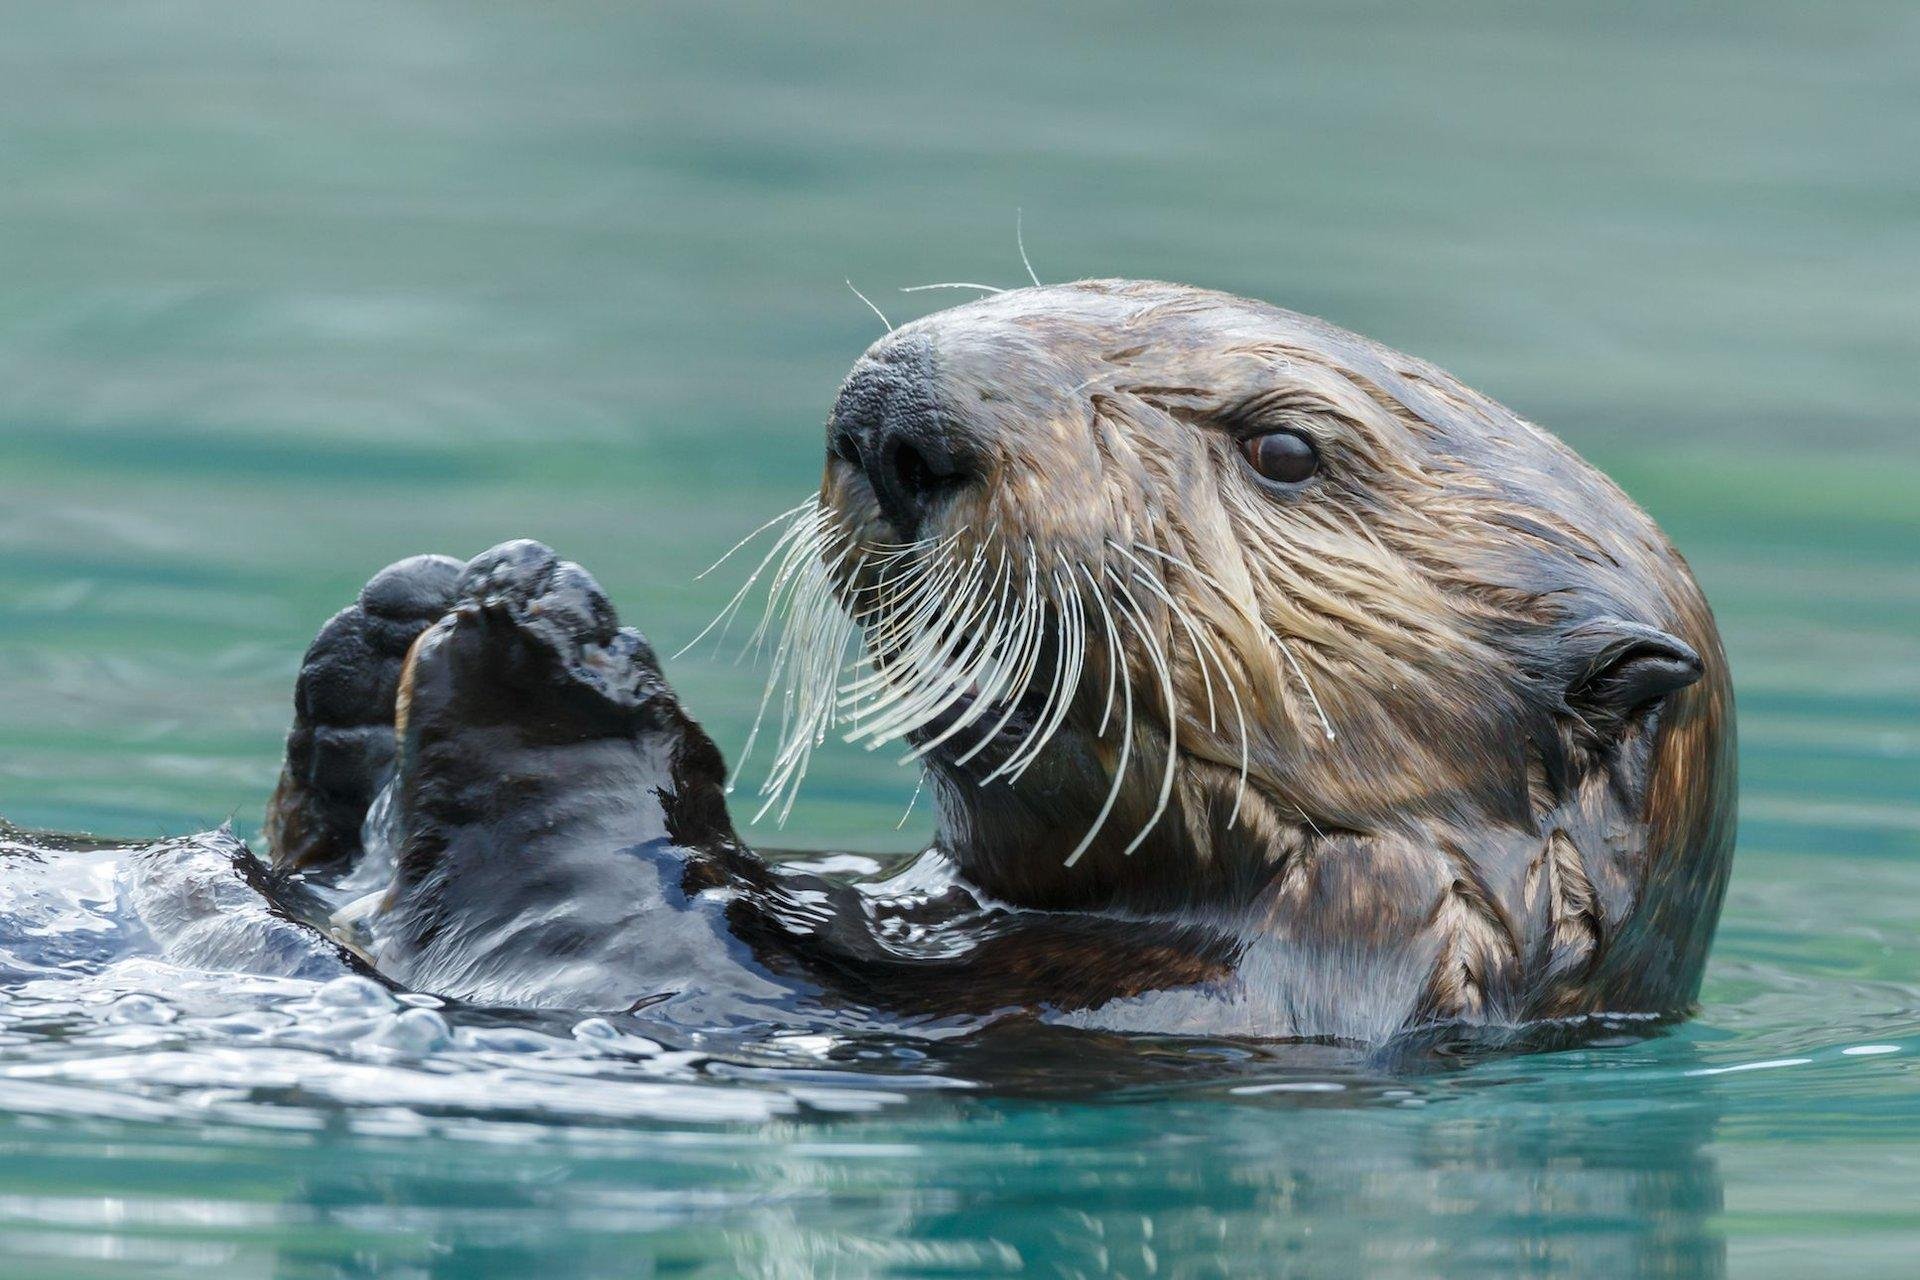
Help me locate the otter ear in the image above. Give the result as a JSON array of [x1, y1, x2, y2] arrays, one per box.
[[1561, 619, 1703, 735]]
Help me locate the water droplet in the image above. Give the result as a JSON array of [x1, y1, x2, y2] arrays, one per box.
[[316, 976, 396, 1010], [106, 993, 177, 1025], [368, 1007, 452, 1056]]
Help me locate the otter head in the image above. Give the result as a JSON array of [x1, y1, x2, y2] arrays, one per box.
[[756, 281, 1731, 1006]]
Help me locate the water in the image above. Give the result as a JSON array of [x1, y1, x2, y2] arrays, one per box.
[[0, 1, 1915, 1274]]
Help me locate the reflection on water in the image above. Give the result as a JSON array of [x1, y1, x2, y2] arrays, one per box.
[[0, 834, 1771, 1277], [0, 0, 1916, 1275], [0, 954, 1749, 1279], [0, 1080, 1731, 1278]]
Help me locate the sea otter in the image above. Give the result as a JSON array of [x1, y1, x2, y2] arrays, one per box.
[[246, 280, 1735, 1045]]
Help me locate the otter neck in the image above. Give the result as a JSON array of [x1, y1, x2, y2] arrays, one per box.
[[927, 759, 1311, 915]]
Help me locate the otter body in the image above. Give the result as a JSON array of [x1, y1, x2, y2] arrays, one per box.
[[154, 283, 1738, 1045]]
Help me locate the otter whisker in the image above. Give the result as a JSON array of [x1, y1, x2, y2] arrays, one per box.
[[674, 499, 824, 661], [1190, 623, 1251, 824], [840, 541, 975, 679], [846, 279, 893, 331], [848, 556, 952, 679], [803, 552, 868, 744], [743, 507, 836, 660], [781, 569, 857, 766], [1109, 542, 1251, 825], [1255, 606, 1338, 743], [840, 547, 995, 729], [901, 577, 1025, 762], [1104, 567, 1181, 859], [853, 529, 959, 555], [1131, 540, 1338, 743], [897, 549, 1017, 734], [1064, 562, 1134, 868], [843, 541, 946, 637], [749, 512, 860, 668], [739, 514, 880, 792], [751, 535, 863, 819], [986, 575, 1067, 780], [1016, 208, 1042, 288], [842, 563, 979, 737], [945, 554, 1049, 766], [692, 496, 821, 583], [989, 568, 1087, 783], [1105, 540, 1253, 820], [843, 600, 957, 713], [899, 282, 1005, 295], [741, 518, 834, 686], [1107, 542, 1217, 731], [842, 525, 969, 633], [896, 770, 927, 829], [759, 588, 861, 821], [955, 547, 1051, 767], [837, 546, 975, 704], [895, 606, 1010, 759], [981, 551, 1073, 779], [856, 550, 1013, 750], [842, 554, 953, 711], [731, 516, 838, 792], [1091, 578, 1123, 739]]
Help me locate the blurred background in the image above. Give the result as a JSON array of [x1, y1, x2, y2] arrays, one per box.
[[3, 0, 1913, 850], [0, 2, 1915, 1276]]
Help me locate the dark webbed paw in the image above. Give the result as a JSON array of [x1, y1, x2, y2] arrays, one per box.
[[266, 554, 462, 875], [369, 542, 742, 997], [394, 541, 736, 846], [406, 540, 677, 732]]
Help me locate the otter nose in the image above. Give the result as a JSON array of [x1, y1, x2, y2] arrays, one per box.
[[828, 349, 979, 537]]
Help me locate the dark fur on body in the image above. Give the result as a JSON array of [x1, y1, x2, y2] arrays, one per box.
[[258, 281, 1734, 1044]]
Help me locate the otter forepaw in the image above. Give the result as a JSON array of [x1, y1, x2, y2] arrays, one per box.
[[266, 554, 464, 874], [413, 540, 674, 729]]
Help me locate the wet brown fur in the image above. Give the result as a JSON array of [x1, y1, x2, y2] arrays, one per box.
[[262, 281, 1735, 1043], [811, 280, 1736, 1037]]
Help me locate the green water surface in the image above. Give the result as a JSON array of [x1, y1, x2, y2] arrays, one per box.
[[0, 2, 1916, 1276]]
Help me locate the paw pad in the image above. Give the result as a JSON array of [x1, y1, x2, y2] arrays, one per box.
[[441, 541, 663, 713]]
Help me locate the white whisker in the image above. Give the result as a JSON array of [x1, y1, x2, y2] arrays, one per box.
[[1106, 539, 1249, 821], [674, 501, 821, 660], [837, 547, 972, 704], [1016, 208, 1041, 287], [1131, 541, 1336, 742], [1106, 542, 1215, 730], [860, 551, 1013, 751], [896, 770, 927, 829], [1185, 619, 1251, 825], [841, 549, 991, 728], [899, 283, 1005, 294], [955, 553, 1048, 766], [745, 513, 837, 659], [749, 532, 862, 818], [1064, 562, 1134, 868], [729, 513, 845, 786], [933, 554, 1044, 764], [1104, 566, 1179, 859], [990, 567, 1086, 783], [846, 279, 893, 331], [693, 496, 818, 582]]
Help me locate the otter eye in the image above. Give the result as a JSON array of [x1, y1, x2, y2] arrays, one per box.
[[1240, 431, 1319, 486]]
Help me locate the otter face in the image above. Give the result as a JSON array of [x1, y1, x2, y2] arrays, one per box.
[[759, 281, 1726, 918]]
